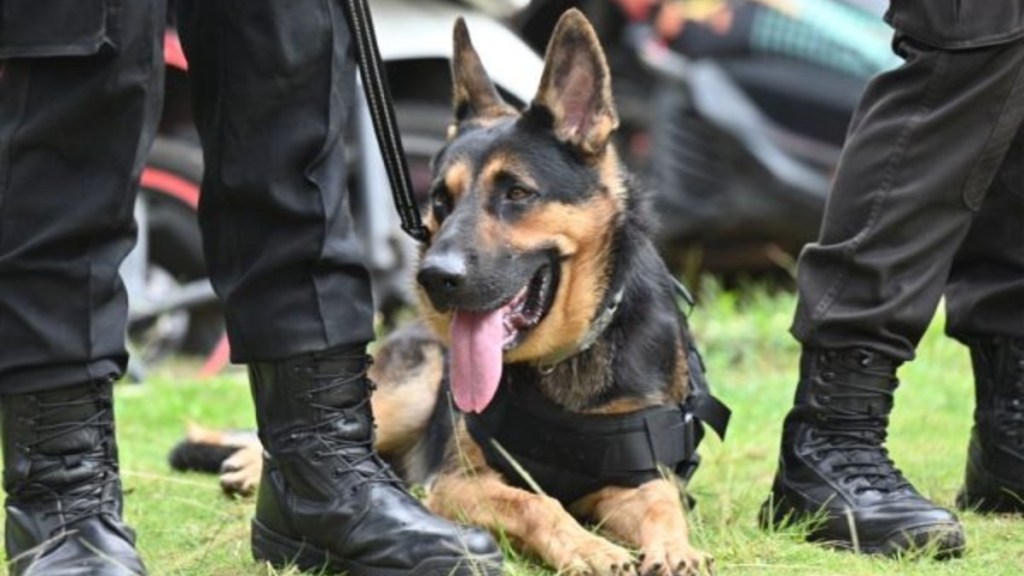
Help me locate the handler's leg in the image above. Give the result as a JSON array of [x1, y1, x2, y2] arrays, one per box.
[[176, 1, 500, 573], [946, 130, 1024, 513], [763, 36, 1024, 556], [0, 0, 165, 573]]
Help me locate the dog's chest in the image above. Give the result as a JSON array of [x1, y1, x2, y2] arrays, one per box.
[[524, 340, 615, 411]]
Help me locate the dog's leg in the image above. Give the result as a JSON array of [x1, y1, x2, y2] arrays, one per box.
[[219, 443, 263, 496], [573, 479, 713, 576], [428, 431, 637, 575], [429, 469, 637, 576], [178, 424, 264, 497]]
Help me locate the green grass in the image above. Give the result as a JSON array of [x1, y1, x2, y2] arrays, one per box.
[[7, 286, 1024, 575]]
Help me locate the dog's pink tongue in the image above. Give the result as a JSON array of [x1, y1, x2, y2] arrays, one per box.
[[450, 309, 504, 413]]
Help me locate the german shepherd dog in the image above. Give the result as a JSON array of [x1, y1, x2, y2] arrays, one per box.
[[173, 10, 717, 575]]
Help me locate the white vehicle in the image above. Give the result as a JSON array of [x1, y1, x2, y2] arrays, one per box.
[[125, 0, 543, 378]]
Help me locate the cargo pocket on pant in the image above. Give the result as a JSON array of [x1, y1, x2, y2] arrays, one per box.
[[0, 0, 119, 59]]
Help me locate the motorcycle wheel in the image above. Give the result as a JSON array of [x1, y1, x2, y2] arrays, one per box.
[[133, 136, 224, 361]]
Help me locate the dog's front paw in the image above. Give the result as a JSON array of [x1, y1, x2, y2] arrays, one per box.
[[639, 544, 713, 576], [556, 534, 637, 576], [218, 444, 263, 497]]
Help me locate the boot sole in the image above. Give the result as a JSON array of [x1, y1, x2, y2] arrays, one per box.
[[957, 460, 1024, 514], [956, 488, 1024, 514], [251, 518, 504, 576], [760, 497, 966, 559], [817, 522, 966, 559]]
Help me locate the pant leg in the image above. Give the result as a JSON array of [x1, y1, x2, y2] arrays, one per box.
[[945, 128, 1024, 340], [0, 0, 166, 393], [177, 0, 375, 362], [791, 36, 1024, 361]]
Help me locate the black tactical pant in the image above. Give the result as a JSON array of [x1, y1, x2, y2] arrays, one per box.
[[0, 0, 374, 394], [792, 10, 1024, 360]]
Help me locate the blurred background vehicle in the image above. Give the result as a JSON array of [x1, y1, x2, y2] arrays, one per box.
[[124, 0, 542, 378], [513, 0, 895, 281], [123, 25, 215, 380]]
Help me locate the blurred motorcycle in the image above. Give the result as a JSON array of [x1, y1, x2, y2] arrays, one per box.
[[513, 0, 895, 279], [125, 0, 543, 378]]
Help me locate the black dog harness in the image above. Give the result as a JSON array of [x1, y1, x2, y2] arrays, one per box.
[[464, 281, 731, 506]]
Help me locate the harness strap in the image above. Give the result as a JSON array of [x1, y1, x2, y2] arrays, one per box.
[[465, 382, 702, 505], [675, 278, 731, 440], [682, 331, 731, 441], [342, 0, 428, 242]]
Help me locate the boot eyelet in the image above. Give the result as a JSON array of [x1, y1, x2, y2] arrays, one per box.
[[821, 371, 835, 382], [332, 468, 343, 478]]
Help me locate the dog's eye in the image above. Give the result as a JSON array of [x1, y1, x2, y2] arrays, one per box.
[[431, 186, 452, 219], [505, 186, 536, 202]]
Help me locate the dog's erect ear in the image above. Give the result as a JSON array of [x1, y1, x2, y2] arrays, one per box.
[[451, 18, 516, 124], [529, 9, 618, 156]]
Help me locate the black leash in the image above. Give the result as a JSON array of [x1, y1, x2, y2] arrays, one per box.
[[342, 0, 429, 242]]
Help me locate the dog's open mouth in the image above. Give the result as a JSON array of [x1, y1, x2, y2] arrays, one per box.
[[449, 263, 558, 414], [500, 264, 556, 349]]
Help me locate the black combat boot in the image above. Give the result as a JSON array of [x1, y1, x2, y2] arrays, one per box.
[[957, 336, 1024, 513], [2, 379, 146, 575], [247, 345, 502, 575], [760, 348, 964, 557]]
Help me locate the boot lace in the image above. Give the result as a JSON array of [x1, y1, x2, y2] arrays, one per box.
[[293, 367, 402, 488], [15, 394, 121, 534], [808, 355, 910, 495], [38, 477, 121, 537]]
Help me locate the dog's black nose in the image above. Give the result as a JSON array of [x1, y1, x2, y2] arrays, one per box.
[[417, 251, 467, 305]]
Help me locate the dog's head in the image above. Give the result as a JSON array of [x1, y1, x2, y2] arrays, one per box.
[[417, 10, 629, 413]]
